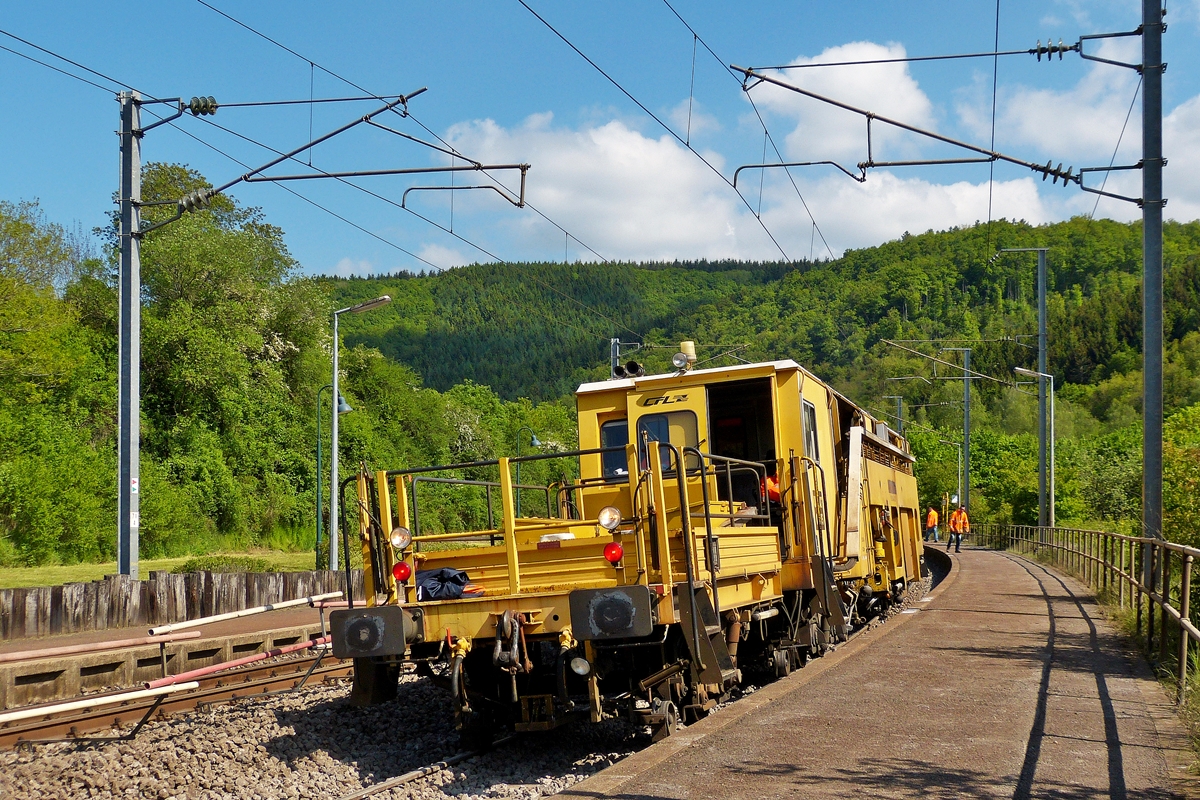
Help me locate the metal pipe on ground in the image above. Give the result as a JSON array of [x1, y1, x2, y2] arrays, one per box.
[[0, 631, 202, 665], [0, 681, 199, 725], [148, 592, 343, 635], [146, 636, 330, 689]]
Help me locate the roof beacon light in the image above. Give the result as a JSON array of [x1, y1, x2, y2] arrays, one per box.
[[603, 542, 624, 565], [597, 506, 622, 531], [673, 340, 697, 372]]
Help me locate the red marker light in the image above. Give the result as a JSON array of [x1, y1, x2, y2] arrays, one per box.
[[603, 542, 624, 565], [392, 561, 412, 582]]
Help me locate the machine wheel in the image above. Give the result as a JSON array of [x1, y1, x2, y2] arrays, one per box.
[[772, 648, 791, 679], [650, 698, 679, 742]]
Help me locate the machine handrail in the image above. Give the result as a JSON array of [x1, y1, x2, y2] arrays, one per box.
[[663, 443, 707, 673]]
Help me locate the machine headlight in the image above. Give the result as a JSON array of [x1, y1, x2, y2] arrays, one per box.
[[389, 526, 412, 550], [570, 657, 592, 676], [597, 506, 622, 531]]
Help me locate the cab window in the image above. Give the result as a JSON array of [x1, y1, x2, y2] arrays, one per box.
[[600, 419, 629, 480], [802, 400, 820, 461], [636, 411, 700, 473]]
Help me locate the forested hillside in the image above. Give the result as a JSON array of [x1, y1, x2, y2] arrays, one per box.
[[1, 163, 1198, 567]]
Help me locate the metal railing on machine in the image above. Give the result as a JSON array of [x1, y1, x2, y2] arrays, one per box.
[[977, 522, 1198, 705]]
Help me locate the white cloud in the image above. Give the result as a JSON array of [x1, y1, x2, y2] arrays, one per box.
[[751, 41, 937, 162], [964, 35, 1200, 224], [983, 39, 1142, 161], [763, 172, 1050, 258], [668, 98, 720, 139], [446, 114, 748, 260], [1165, 94, 1200, 221], [418, 33, 1197, 267], [431, 97, 1069, 263], [417, 243, 469, 270]]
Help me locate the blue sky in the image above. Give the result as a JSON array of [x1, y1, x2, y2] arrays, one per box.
[[1, 1, 1197, 275]]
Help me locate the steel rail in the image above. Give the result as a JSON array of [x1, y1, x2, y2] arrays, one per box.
[[335, 734, 520, 800], [0, 654, 350, 749]]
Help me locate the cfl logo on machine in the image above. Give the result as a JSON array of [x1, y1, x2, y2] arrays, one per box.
[[641, 394, 688, 406]]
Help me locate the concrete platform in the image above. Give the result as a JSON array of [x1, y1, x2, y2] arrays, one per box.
[[562, 548, 1200, 799]]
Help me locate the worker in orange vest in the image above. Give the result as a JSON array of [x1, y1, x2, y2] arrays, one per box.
[[947, 506, 969, 553], [924, 507, 939, 542]]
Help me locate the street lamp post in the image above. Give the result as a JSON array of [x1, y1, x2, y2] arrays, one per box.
[[1015, 367, 1056, 528], [330, 295, 391, 571], [316, 384, 352, 570], [514, 426, 541, 516], [995, 248, 1051, 527]]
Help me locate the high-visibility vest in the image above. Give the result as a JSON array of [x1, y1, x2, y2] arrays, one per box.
[[926, 509, 938, 528], [761, 475, 781, 503]]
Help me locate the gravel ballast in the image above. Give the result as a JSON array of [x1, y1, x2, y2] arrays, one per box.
[[2, 568, 940, 800], [0, 672, 639, 800]]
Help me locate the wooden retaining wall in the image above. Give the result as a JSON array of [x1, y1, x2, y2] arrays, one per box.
[[0, 569, 364, 641]]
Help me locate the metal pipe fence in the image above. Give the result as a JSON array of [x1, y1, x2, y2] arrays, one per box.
[[976, 523, 1196, 705]]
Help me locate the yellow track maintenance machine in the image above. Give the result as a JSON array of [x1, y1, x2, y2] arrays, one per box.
[[330, 345, 924, 744]]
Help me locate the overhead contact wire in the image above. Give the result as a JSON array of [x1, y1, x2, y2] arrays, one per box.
[[193, 0, 609, 266], [0, 42, 115, 93], [191, 114, 642, 339], [1090, 77, 1142, 219], [142, 108, 443, 271], [659, 0, 835, 260], [194, 0, 639, 339], [516, 0, 791, 261], [0, 27, 135, 92]]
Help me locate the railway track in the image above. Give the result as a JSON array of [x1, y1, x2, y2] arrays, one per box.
[[0, 653, 352, 750]]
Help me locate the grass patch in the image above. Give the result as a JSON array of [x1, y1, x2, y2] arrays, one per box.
[[170, 555, 277, 574], [0, 549, 317, 589]]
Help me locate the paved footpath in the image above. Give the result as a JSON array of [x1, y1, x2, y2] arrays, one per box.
[[561, 548, 1200, 800]]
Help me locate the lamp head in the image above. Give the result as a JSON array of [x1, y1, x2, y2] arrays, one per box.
[[336, 395, 353, 414], [530, 434, 542, 447], [341, 295, 392, 315]]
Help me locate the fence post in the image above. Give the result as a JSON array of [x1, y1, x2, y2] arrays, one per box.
[[1120, 537, 1127, 608], [1092, 531, 1098, 588], [1087, 531, 1093, 586], [1149, 543, 1157, 657], [1161, 549, 1171, 666], [1136, 542, 1144, 636], [1108, 535, 1113, 594], [1102, 534, 1109, 594], [1181, 554, 1193, 705]]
